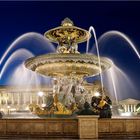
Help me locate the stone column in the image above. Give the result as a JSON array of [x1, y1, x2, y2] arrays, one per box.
[[125, 105, 127, 112], [124, 104, 126, 112], [18, 93, 20, 105], [125, 104, 127, 112], [131, 104, 133, 112], [127, 105, 130, 112], [42, 96, 45, 104], [23, 93, 26, 105], [134, 105, 136, 112], [36, 95, 39, 104], [5, 93, 8, 105], [11, 93, 14, 105], [78, 115, 99, 139], [30, 93, 32, 104]]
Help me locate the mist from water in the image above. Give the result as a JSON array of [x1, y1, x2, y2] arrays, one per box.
[[87, 30, 140, 102], [102, 65, 137, 101], [0, 49, 33, 79], [97, 30, 140, 59], [1, 30, 139, 102], [0, 32, 56, 67], [0, 48, 51, 87], [0, 32, 55, 86], [9, 64, 51, 86]]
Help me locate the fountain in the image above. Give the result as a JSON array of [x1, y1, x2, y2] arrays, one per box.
[[0, 17, 140, 139], [0, 18, 139, 118], [24, 18, 113, 117]]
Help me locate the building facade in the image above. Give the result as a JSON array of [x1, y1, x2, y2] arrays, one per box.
[[0, 85, 52, 113], [119, 98, 140, 116]]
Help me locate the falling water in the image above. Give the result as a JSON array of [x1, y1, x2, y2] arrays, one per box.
[[86, 29, 90, 54], [110, 67, 118, 104], [9, 63, 51, 86], [87, 26, 104, 94], [98, 30, 140, 60], [89, 30, 140, 103], [0, 32, 56, 66], [102, 65, 137, 102], [0, 48, 51, 85], [0, 48, 34, 79]]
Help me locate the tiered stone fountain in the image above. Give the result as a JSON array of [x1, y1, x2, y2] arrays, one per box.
[[25, 18, 112, 118]]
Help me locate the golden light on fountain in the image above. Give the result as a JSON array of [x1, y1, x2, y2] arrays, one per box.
[[24, 18, 113, 116], [25, 18, 112, 78]]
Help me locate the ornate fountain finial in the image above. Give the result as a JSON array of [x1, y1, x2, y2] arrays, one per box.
[[25, 18, 112, 78], [44, 18, 91, 54], [61, 18, 74, 26]]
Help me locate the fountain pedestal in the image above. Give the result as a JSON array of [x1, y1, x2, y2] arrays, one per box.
[[78, 115, 99, 139]]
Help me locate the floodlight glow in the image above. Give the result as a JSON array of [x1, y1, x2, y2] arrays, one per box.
[[10, 108, 16, 111], [7, 106, 10, 109], [0, 108, 4, 111], [120, 112, 132, 117], [25, 107, 29, 110], [41, 104, 46, 108], [37, 91, 44, 97], [94, 92, 100, 97]]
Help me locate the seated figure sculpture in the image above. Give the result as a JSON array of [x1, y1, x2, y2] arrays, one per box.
[[57, 36, 79, 54], [91, 94, 112, 118]]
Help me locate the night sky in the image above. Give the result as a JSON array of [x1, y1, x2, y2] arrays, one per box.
[[0, 1, 140, 99]]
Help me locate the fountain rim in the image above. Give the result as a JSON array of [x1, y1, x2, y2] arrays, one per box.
[[25, 53, 113, 78], [44, 25, 91, 44]]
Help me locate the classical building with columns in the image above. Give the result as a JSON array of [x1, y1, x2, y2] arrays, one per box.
[[0, 85, 53, 113], [119, 98, 140, 116], [1, 84, 140, 117]]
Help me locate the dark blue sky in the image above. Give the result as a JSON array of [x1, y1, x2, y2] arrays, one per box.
[[0, 1, 140, 99], [0, 1, 140, 55]]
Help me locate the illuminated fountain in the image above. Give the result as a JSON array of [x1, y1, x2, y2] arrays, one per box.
[[25, 18, 113, 117], [0, 18, 139, 118]]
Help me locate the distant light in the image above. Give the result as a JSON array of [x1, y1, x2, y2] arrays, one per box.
[[120, 112, 132, 117], [41, 104, 46, 108], [10, 108, 16, 111], [0, 108, 4, 111], [94, 92, 100, 97], [25, 107, 29, 110], [7, 106, 10, 109], [37, 91, 44, 97]]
